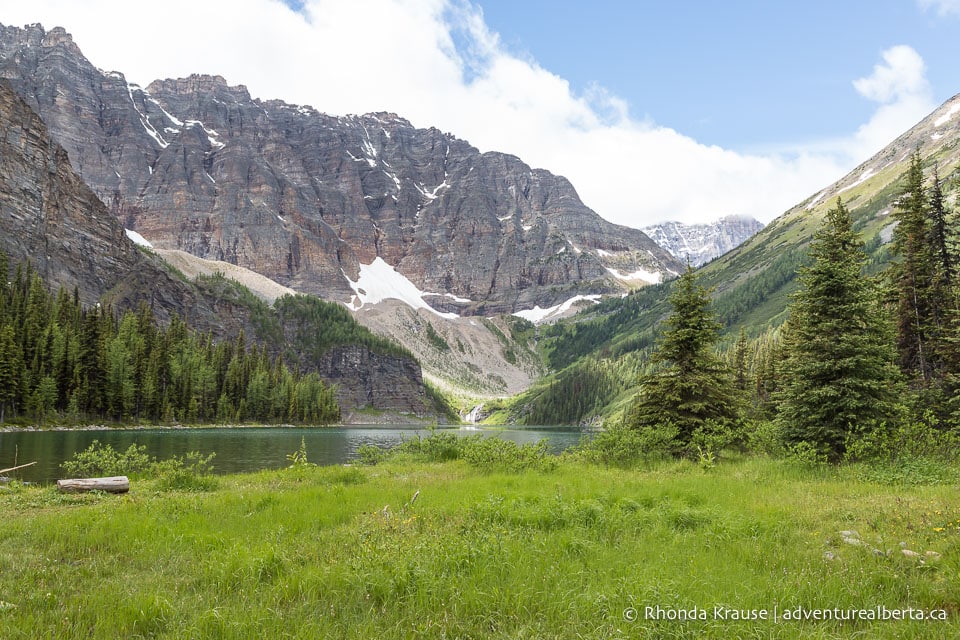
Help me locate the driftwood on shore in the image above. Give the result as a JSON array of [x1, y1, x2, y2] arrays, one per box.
[[57, 476, 130, 494], [0, 461, 37, 475]]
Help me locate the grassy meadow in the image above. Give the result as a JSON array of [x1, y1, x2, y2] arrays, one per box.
[[0, 454, 957, 639]]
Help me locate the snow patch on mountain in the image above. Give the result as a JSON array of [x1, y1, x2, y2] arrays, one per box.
[[934, 103, 960, 127], [346, 257, 458, 319], [124, 228, 153, 248], [513, 294, 602, 324], [606, 266, 661, 284]]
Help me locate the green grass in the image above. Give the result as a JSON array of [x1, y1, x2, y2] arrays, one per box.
[[0, 457, 957, 638]]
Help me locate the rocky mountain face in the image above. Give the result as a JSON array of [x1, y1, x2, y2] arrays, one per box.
[[641, 215, 764, 267], [0, 23, 682, 317], [0, 77, 435, 420], [0, 77, 214, 320]]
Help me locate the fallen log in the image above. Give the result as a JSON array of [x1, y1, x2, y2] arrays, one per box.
[[57, 476, 129, 494], [0, 461, 37, 475]]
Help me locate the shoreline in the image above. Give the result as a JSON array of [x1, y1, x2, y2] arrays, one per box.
[[0, 423, 319, 433], [0, 421, 455, 433], [0, 409, 452, 434]]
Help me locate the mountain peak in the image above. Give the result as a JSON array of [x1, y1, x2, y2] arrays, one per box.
[[146, 74, 251, 101], [642, 216, 764, 266]]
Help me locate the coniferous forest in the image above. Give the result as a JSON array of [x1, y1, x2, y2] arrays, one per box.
[[0, 255, 339, 426], [616, 152, 960, 461]]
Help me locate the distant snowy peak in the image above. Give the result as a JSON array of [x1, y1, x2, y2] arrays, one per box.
[[642, 215, 764, 266]]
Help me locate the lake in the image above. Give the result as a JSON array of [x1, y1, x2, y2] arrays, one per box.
[[0, 425, 585, 484]]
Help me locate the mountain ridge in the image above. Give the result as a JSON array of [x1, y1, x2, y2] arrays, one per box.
[[514, 89, 960, 425], [0, 22, 683, 320], [642, 215, 765, 266]]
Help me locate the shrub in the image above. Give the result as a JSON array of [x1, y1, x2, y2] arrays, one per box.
[[393, 430, 462, 462], [460, 437, 557, 472], [745, 420, 784, 457], [844, 413, 960, 463], [356, 444, 388, 466], [574, 423, 677, 467], [688, 419, 741, 460], [359, 429, 558, 472], [60, 441, 154, 478], [61, 442, 218, 491], [154, 452, 218, 492], [785, 441, 829, 467]]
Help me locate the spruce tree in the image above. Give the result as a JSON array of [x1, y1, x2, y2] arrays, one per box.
[[928, 167, 955, 285], [0, 324, 22, 423], [777, 199, 903, 460], [891, 152, 938, 382], [732, 328, 749, 392], [624, 264, 739, 451]]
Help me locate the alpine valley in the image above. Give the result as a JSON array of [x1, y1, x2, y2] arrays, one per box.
[[2, 22, 959, 424]]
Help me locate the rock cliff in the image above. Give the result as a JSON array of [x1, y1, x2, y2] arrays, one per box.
[[0, 23, 682, 316]]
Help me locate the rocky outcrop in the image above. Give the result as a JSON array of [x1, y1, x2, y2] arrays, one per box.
[[0, 76, 179, 311], [0, 23, 683, 315], [314, 345, 428, 419], [0, 77, 435, 420], [642, 215, 765, 266]]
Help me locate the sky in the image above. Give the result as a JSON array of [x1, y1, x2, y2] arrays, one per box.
[[1, 0, 958, 227]]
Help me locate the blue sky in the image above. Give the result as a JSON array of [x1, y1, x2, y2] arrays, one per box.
[[475, 0, 959, 151], [2, 0, 958, 226]]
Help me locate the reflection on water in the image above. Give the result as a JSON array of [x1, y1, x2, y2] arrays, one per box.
[[0, 425, 584, 484]]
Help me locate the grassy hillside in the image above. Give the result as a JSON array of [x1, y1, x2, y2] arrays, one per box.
[[510, 96, 960, 426]]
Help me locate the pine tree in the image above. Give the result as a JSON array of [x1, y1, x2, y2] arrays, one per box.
[[624, 264, 740, 451], [777, 199, 904, 460]]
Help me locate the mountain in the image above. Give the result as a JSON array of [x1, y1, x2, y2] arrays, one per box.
[[0, 77, 234, 326], [516, 91, 960, 424], [0, 77, 439, 422], [642, 215, 765, 266], [0, 23, 682, 320]]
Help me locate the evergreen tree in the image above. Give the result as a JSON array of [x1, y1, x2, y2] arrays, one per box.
[[732, 328, 749, 392], [926, 167, 960, 422], [891, 152, 938, 382], [0, 324, 22, 423], [777, 199, 904, 460], [0, 252, 341, 426], [749, 328, 784, 419], [624, 264, 740, 451], [928, 167, 955, 285]]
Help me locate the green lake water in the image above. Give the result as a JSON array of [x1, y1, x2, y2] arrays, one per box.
[[0, 425, 584, 484]]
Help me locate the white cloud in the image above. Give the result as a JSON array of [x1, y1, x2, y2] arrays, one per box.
[[918, 0, 960, 16], [849, 45, 936, 161], [0, 1, 938, 226]]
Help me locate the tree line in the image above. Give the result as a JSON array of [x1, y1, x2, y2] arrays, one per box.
[[0, 257, 339, 426], [622, 151, 960, 462]]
